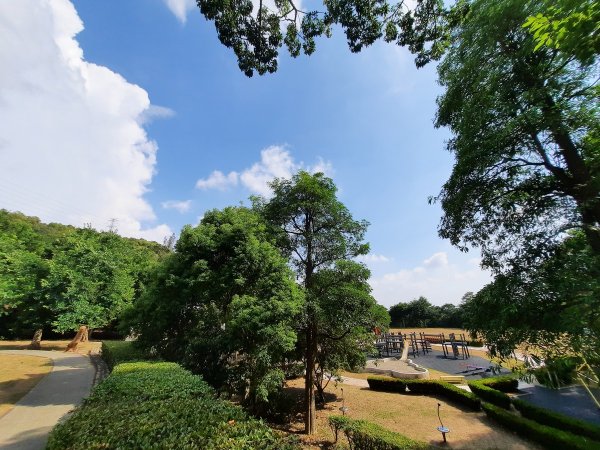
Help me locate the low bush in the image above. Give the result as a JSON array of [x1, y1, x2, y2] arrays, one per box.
[[329, 415, 430, 450], [366, 377, 481, 411], [474, 375, 518, 392], [482, 402, 600, 450], [534, 356, 579, 387], [512, 397, 600, 442], [468, 383, 511, 409], [101, 340, 151, 370], [367, 376, 406, 393], [47, 361, 299, 450]]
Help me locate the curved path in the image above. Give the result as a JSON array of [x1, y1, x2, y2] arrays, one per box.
[[0, 350, 94, 450]]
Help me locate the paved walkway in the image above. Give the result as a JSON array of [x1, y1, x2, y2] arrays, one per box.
[[0, 350, 94, 450]]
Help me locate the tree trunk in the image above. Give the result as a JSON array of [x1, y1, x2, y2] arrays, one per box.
[[28, 329, 42, 350], [65, 325, 88, 352], [304, 324, 317, 434], [80, 326, 89, 342]]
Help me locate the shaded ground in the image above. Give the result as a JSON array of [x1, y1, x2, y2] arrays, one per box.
[[279, 377, 539, 449], [518, 383, 600, 426], [0, 355, 53, 418]]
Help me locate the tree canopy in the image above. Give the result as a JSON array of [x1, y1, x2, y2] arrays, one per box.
[[126, 207, 303, 411], [256, 171, 388, 434], [432, 0, 600, 273], [0, 210, 167, 340], [197, 0, 459, 76]]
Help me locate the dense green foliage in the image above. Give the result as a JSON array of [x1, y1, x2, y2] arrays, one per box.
[[434, 0, 600, 270], [523, 0, 600, 65], [47, 361, 299, 450], [329, 415, 430, 450], [482, 402, 600, 450], [512, 397, 600, 442], [125, 207, 303, 412], [366, 376, 481, 410], [256, 171, 388, 433], [0, 210, 167, 339], [434, 0, 600, 394], [197, 0, 457, 76], [389, 295, 469, 328], [101, 341, 152, 371]]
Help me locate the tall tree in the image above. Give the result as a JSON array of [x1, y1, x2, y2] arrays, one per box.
[[127, 207, 303, 410], [256, 171, 381, 434], [431, 0, 600, 273]]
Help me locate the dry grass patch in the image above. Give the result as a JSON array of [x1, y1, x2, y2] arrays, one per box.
[[280, 377, 539, 449], [0, 340, 102, 356], [0, 354, 52, 418]]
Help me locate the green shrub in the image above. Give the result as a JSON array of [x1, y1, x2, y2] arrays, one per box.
[[366, 377, 481, 411], [47, 361, 299, 450], [101, 340, 151, 370], [329, 415, 430, 450], [468, 383, 512, 409], [512, 397, 600, 442], [367, 376, 406, 393], [482, 402, 600, 450], [475, 375, 518, 392]]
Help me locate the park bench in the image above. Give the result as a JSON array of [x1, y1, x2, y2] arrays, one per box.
[[439, 375, 465, 384]]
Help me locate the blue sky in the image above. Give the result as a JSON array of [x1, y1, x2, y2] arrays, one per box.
[[0, 0, 491, 306]]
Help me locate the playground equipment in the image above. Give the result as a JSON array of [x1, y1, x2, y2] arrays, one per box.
[[441, 333, 470, 359]]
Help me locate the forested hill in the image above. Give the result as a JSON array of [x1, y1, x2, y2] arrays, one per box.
[[0, 209, 170, 339]]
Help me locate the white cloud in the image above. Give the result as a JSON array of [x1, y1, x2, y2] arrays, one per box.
[[370, 253, 492, 308], [138, 104, 175, 124], [163, 0, 196, 24], [196, 170, 240, 191], [0, 0, 172, 242], [357, 254, 391, 263], [161, 200, 192, 213], [196, 146, 333, 197], [423, 252, 448, 268]]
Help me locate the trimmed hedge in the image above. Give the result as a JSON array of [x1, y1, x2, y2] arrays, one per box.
[[482, 402, 600, 450], [513, 397, 600, 442], [101, 340, 151, 370], [47, 361, 299, 450], [367, 376, 407, 393], [367, 377, 481, 411], [468, 384, 511, 409], [329, 415, 430, 450], [475, 376, 519, 392]]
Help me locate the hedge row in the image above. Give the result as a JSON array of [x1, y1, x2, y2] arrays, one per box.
[[101, 340, 152, 370], [473, 376, 519, 392], [512, 398, 600, 442], [467, 382, 512, 409], [47, 361, 299, 450], [482, 402, 600, 450], [367, 376, 481, 411], [329, 416, 430, 450]]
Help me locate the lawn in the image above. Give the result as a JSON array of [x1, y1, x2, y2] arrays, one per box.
[[281, 377, 540, 449], [0, 354, 53, 418], [0, 340, 102, 356]]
